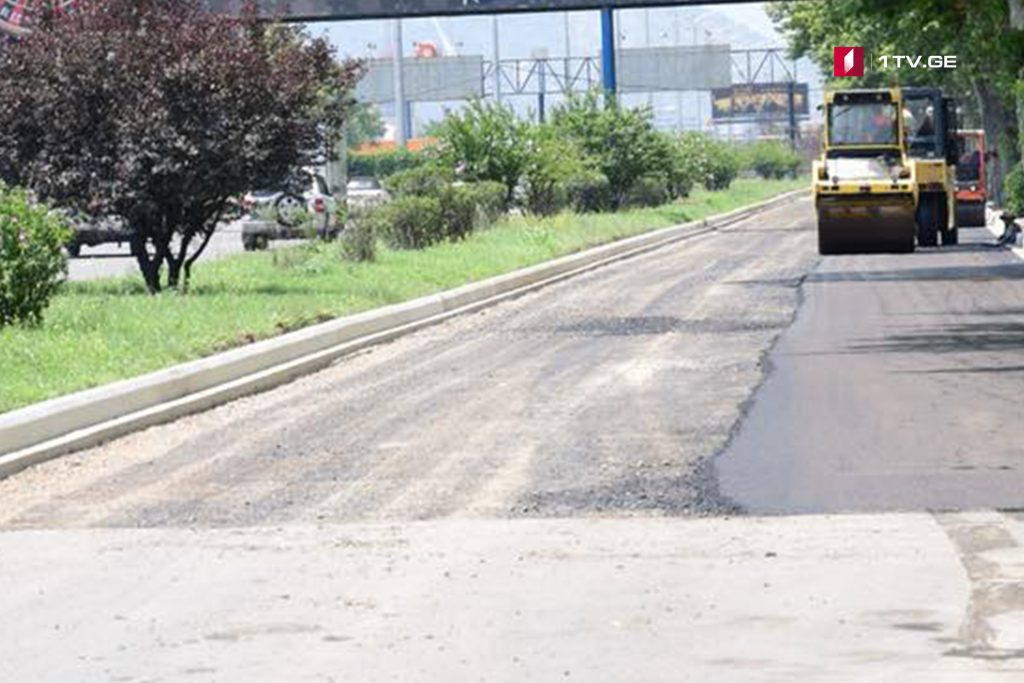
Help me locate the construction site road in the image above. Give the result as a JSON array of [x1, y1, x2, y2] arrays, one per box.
[[0, 197, 818, 528], [5, 195, 1024, 680]]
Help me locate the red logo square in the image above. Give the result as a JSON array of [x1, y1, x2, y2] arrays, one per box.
[[834, 47, 864, 77]]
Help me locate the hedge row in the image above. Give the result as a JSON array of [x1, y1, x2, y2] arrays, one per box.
[[347, 148, 429, 179]]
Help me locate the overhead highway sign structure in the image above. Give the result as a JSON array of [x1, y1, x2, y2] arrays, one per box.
[[206, 0, 762, 21]]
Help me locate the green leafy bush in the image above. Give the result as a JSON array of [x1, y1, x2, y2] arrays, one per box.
[[383, 165, 452, 199], [1005, 166, 1024, 216], [434, 100, 529, 203], [552, 92, 668, 208], [744, 140, 802, 179], [522, 125, 584, 216], [676, 132, 740, 191], [374, 196, 444, 249], [624, 174, 670, 208], [442, 185, 480, 242], [435, 182, 509, 242], [0, 185, 71, 327], [461, 181, 508, 224], [340, 206, 377, 262], [348, 148, 430, 179], [565, 171, 614, 213], [663, 139, 700, 200]]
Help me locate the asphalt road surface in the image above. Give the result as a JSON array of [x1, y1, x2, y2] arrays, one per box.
[[0, 197, 818, 527], [4, 195, 1024, 680], [718, 222, 1024, 513]]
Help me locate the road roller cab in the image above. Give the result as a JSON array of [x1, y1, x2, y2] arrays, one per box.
[[901, 86, 960, 246], [814, 88, 919, 254]]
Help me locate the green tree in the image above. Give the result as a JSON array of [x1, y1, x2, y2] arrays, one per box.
[[768, 1, 1024, 179], [551, 91, 668, 208], [346, 103, 386, 149], [434, 100, 529, 203], [0, 0, 363, 293]]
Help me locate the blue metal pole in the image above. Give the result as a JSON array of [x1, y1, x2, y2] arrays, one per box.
[[600, 7, 616, 98]]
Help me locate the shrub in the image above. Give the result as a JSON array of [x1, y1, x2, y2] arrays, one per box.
[[383, 165, 452, 199], [340, 206, 377, 262], [664, 140, 701, 199], [348, 148, 429, 179], [442, 185, 479, 242], [565, 171, 614, 213], [1005, 166, 1024, 216], [375, 196, 444, 249], [624, 174, 670, 208], [676, 132, 740, 191], [434, 100, 529, 203], [0, 185, 71, 327], [744, 140, 802, 179], [438, 181, 508, 241], [463, 181, 508, 224], [552, 92, 668, 208], [522, 125, 584, 216]]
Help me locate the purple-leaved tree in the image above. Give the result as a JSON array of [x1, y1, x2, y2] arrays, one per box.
[[0, 0, 362, 292]]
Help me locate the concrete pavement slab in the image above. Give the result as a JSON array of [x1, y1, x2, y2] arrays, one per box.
[[2, 514, 1023, 682]]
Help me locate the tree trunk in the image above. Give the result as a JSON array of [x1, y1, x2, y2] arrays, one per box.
[[131, 234, 162, 294], [975, 78, 1015, 206], [1010, 0, 1024, 168], [166, 257, 183, 290]]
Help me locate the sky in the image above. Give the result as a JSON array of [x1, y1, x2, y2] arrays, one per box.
[[307, 2, 822, 137]]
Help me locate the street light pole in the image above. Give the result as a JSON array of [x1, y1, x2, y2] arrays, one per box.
[[492, 15, 502, 104], [392, 19, 406, 149], [644, 9, 652, 109]]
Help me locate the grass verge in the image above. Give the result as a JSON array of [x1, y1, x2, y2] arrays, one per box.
[[0, 177, 805, 413]]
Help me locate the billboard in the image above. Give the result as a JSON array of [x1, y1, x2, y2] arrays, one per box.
[[356, 56, 484, 103], [711, 83, 810, 121], [617, 45, 732, 93]]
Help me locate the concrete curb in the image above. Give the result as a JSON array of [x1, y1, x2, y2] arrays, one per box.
[[0, 189, 807, 478]]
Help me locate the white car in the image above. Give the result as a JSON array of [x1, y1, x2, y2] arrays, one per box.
[[346, 176, 390, 209], [241, 170, 338, 250]]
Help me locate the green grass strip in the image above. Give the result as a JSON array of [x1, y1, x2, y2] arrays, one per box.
[[0, 177, 805, 413]]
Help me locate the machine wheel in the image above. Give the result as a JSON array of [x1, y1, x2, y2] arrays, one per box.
[[941, 225, 959, 246], [916, 194, 941, 247], [817, 221, 841, 255], [940, 200, 958, 246], [956, 202, 986, 228]]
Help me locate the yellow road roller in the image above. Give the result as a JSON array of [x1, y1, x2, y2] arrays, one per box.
[[902, 86, 960, 246], [814, 88, 919, 254]]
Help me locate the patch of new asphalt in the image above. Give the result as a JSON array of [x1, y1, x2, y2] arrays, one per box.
[[0, 198, 818, 528], [717, 225, 1024, 514]]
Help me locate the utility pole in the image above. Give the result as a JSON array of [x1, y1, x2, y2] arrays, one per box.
[[674, 13, 682, 130], [600, 7, 617, 99], [392, 19, 406, 149], [787, 80, 797, 150], [644, 9, 652, 109], [564, 12, 572, 91], [492, 15, 502, 104]]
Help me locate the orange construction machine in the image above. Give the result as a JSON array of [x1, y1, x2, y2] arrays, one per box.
[[955, 130, 987, 227]]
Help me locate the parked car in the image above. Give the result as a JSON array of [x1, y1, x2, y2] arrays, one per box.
[[62, 200, 243, 258], [63, 212, 134, 257], [241, 170, 338, 251], [346, 176, 390, 209]]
